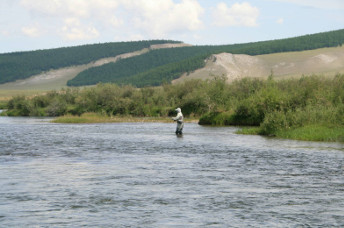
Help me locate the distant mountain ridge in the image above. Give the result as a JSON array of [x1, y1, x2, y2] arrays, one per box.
[[0, 29, 343, 88]]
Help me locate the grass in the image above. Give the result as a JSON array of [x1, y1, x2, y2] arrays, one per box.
[[237, 125, 344, 142], [276, 125, 344, 142], [257, 46, 344, 79], [0, 90, 47, 101], [0, 100, 7, 109], [236, 127, 261, 135], [52, 112, 198, 124]]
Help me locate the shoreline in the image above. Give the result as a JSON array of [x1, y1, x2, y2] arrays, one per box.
[[1, 112, 341, 143], [52, 113, 199, 124], [238, 125, 344, 143], [52, 113, 344, 143]]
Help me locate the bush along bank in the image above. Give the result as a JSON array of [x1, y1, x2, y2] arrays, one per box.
[[2, 74, 344, 142], [199, 75, 344, 142]]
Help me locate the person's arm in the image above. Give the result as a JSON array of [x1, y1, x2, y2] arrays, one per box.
[[172, 113, 181, 121]]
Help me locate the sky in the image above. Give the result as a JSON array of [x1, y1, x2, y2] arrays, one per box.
[[0, 0, 343, 53]]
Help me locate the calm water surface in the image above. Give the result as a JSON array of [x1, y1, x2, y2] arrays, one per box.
[[0, 116, 343, 227]]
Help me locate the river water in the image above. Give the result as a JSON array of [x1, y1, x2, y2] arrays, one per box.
[[0, 116, 343, 227]]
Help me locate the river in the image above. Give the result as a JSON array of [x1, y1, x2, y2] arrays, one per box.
[[0, 116, 343, 227]]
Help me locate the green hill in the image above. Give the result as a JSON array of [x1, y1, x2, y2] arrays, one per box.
[[0, 40, 181, 84], [67, 29, 344, 87]]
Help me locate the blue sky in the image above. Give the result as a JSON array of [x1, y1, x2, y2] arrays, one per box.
[[0, 0, 343, 53]]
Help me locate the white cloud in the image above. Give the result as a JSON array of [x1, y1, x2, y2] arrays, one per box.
[[270, 0, 344, 10], [19, 0, 205, 40], [20, 0, 120, 18], [21, 25, 41, 37], [123, 0, 204, 37], [20, 0, 63, 16], [212, 2, 259, 27], [19, 0, 122, 40], [276, 18, 284, 24], [1, 30, 11, 37], [109, 17, 123, 27], [128, 34, 145, 41], [60, 18, 99, 41]]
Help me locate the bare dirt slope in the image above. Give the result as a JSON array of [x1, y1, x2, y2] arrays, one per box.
[[173, 46, 344, 84]]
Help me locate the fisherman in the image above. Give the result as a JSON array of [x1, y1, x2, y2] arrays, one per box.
[[172, 107, 184, 135]]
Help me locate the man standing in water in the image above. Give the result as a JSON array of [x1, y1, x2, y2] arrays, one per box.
[[172, 108, 184, 135]]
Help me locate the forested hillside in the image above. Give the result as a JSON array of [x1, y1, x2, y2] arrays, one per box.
[[67, 29, 344, 87], [0, 40, 180, 84], [67, 47, 210, 86]]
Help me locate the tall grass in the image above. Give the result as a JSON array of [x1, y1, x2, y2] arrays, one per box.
[[276, 125, 344, 142], [52, 112, 187, 124]]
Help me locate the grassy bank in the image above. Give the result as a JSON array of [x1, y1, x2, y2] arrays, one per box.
[[238, 125, 344, 142], [52, 112, 198, 124], [0, 89, 47, 101], [276, 125, 344, 142]]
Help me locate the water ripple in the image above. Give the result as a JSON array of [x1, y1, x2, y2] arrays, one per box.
[[0, 117, 343, 227]]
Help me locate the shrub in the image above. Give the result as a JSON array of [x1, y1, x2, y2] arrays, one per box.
[[198, 111, 234, 125], [6, 96, 31, 116], [231, 99, 264, 126], [198, 112, 219, 125], [180, 92, 209, 116], [32, 95, 50, 108], [259, 111, 288, 135], [46, 99, 67, 116]]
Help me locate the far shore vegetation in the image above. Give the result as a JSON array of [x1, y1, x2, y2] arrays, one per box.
[[2, 74, 344, 142], [52, 112, 198, 124]]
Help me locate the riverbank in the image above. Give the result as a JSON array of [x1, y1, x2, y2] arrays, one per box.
[[52, 112, 198, 124], [238, 125, 344, 142], [52, 113, 344, 143]]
